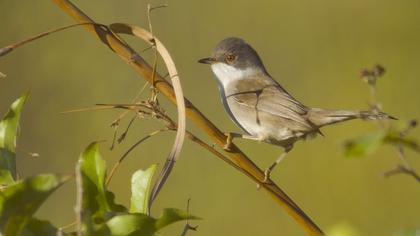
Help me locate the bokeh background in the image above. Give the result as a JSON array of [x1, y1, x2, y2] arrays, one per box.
[[1, 1, 420, 235]]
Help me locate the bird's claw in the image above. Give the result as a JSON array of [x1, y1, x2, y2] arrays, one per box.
[[263, 168, 271, 183], [223, 132, 233, 150], [255, 170, 271, 189]]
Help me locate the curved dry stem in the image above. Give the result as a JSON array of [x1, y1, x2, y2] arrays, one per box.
[[108, 23, 186, 209]]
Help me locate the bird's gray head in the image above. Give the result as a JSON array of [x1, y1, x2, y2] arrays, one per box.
[[198, 37, 267, 86]]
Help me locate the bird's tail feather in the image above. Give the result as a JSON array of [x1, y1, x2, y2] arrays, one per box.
[[308, 108, 396, 127]]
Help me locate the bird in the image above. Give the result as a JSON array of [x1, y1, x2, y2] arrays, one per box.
[[198, 37, 395, 181]]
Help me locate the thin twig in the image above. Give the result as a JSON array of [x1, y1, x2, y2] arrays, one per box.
[[57, 228, 64, 236], [146, 4, 163, 104], [384, 165, 420, 182], [74, 162, 83, 236], [110, 124, 119, 150], [61, 105, 115, 114], [109, 82, 148, 130], [146, 4, 168, 37], [396, 146, 411, 170], [59, 221, 76, 232], [106, 128, 169, 185], [100, 99, 241, 185], [115, 80, 152, 130], [0, 23, 107, 57], [180, 198, 198, 236], [385, 122, 420, 182], [362, 66, 420, 183], [117, 115, 137, 143]]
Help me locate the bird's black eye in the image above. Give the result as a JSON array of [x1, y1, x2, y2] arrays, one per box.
[[225, 54, 236, 63]]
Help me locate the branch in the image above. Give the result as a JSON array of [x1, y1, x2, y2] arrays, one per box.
[[0, 22, 106, 57], [106, 128, 169, 185], [384, 165, 420, 182], [51, 1, 323, 235], [180, 199, 198, 236]]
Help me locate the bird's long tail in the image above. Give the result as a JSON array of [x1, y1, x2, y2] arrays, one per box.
[[307, 108, 397, 128]]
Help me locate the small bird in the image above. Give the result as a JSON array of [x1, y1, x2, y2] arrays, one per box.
[[198, 37, 395, 181]]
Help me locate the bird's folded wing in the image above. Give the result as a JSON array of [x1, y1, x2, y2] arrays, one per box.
[[231, 85, 315, 132]]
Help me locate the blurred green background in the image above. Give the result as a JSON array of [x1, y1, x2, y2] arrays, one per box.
[[1, 0, 420, 235]]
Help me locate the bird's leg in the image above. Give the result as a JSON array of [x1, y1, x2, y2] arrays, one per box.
[[263, 148, 291, 183], [223, 132, 260, 150]]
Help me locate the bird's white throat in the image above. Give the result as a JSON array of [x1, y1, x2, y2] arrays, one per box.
[[211, 63, 257, 88]]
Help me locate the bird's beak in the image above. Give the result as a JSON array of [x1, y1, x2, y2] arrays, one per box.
[[198, 57, 216, 64]]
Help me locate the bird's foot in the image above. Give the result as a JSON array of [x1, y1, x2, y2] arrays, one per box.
[[255, 170, 271, 189], [263, 168, 271, 183], [223, 132, 234, 150]]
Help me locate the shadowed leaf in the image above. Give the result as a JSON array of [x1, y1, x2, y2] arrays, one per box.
[[130, 164, 157, 214], [0, 93, 28, 185], [78, 142, 125, 224], [21, 218, 66, 236], [0, 174, 68, 235], [155, 208, 200, 230]]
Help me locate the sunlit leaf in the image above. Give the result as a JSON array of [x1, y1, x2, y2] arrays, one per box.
[[104, 214, 155, 236], [326, 222, 360, 236], [102, 208, 199, 236], [0, 174, 68, 235], [0, 72, 6, 79], [0, 93, 28, 185], [78, 142, 125, 223], [130, 164, 157, 214], [344, 126, 420, 158], [344, 132, 386, 158]]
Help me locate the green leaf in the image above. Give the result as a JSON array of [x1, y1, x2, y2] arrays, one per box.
[[130, 164, 157, 214], [78, 142, 125, 223], [344, 132, 386, 158], [155, 208, 200, 230], [344, 127, 420, 158], [105, 214, 155, 236], [0, 174, 68, 235], [21, 218, 66, 236], [0, 93, 28, 185], [325, 222, 360, 236], [103, 208, 199, 236]]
